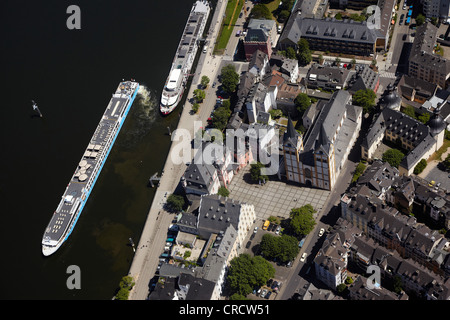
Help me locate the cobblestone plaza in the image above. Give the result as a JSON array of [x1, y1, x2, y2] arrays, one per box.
[[227, 166, 330, 221]]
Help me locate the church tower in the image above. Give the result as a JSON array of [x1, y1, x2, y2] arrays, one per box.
[[283, 116, 303, 183]]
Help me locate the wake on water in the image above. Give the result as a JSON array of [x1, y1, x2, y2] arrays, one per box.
[[118, 84, 159, 149]]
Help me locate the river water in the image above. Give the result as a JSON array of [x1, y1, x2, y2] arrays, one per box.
[[0, 0, 196, 299]]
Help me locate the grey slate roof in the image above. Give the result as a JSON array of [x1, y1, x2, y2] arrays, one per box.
[[302, 90, 361, 167], [179, 273, 216, 300], [197, 194, 244, 238], [409, 22, 450, 74], [279, 16, 378, 47], [183, 162, 217, 194], [348, 65, 379, 94], [363, 107, 439, 170]]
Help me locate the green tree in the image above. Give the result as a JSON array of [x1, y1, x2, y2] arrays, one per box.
[[259, 233, 279, 259], [352, 89, 377, 114], [418, 112, 430, 124], [335, 57, 341, 65], [183, 250, 191, 259], [413, 159, 427, 174], [294, 92, 312, 114], [212, 106, 231, 131], [278, 10, 290, 22], [250, 4, 272, 20], [269, 109, 283, 119], [218, 186, 230, 197], [166, 194, 185, 212], [115, 288, 130, 300], [192, 102, 200, 114], [443, 154, 450, 171], [119, 276, 135, 290], [277, 234, 300, 263], [220, 65, 240, 94], [289, 204, 317, 236], [222, 99, 231, 110], [250, 162, 268, 183], [230, 293, 249, 300], [114, 276, 135, 300], [402, 105, 417, 119], [201, 75, 210, 88], [416, 14, 425, 26], [260, 234, 299, 263], [352, 161, 367, 183], [392, 275, 403, 294], [193, 89, 206, 103], [336, 283, 348, 294], [227, 254, 275, 296], [382, 149, 405, 168], [335, 12, 343, 20], [297, 38, 312, 66], [285, 46, 297, 60]]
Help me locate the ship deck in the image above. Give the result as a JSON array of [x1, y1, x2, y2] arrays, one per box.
[[43, 82, 137, 245]]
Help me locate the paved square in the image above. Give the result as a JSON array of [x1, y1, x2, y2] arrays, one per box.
[[227, 166, 330, 221]]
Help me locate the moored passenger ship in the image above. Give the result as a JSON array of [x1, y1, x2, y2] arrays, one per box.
[[160, 0, 210, 115], [41, 80, 139, 256]]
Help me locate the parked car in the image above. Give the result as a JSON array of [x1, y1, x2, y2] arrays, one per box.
[[300, 253, 307, 262], [318, 228, 325, 237], [254, 226, 258, 234], [271, 281, 278, 289], [260, 289, 268, 298], [275, 226, 281, 235], [298, 237, 305, 248], [265, 291, 272, 299]]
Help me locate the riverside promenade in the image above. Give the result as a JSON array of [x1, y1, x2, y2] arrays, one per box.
[[127, 0, 228, 300]]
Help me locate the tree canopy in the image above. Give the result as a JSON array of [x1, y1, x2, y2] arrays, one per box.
[[211, 106, 231, 132], [352, 89, 377, 114], [297, 39, 312, 66], [250, 162, 269, 183], [201, 75, 210, 89], [250, 4, 272, 20], [226, 254, 275, 296], [382, 149, 405, 168], [294, 92, 312, 114], [260, 233, 299, 263], [166, 194, 185, 212], [193, 89, 205, 103], [416, 14, 425, 26], [220, 65, 240, 94], [289, 204, 317, 237]]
